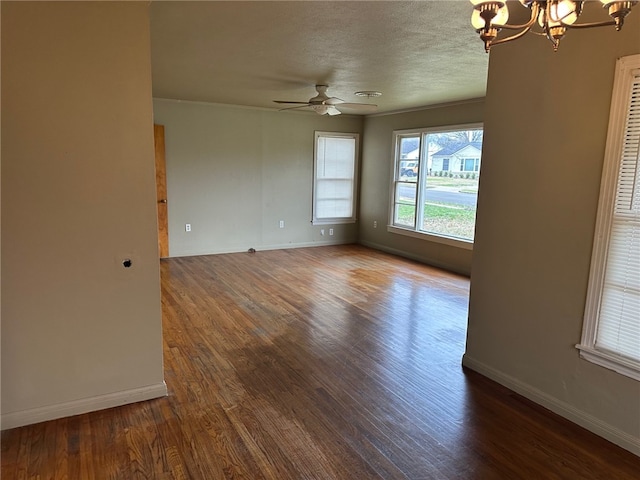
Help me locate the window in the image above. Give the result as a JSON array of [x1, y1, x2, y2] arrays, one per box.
[[313, 131, 359, 225], [463, 158, 480, 172], [577, 54, 640, 381], [390, 124, 483, 246]]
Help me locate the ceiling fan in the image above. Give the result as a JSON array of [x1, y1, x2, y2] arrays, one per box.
[[274, 85, 378, 116]]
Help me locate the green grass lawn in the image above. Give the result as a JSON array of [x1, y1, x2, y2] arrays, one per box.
[[396, 202, 476, 240]]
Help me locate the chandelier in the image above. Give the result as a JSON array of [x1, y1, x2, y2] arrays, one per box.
[[470, 1, 637, 52]]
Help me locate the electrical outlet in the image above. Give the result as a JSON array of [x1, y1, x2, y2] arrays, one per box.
[[185, 223, 191, 232], [373, 220, 377, 228], [329, 228, 334, 236], [279, 220, 285, 228], [320, 229, 325, 236]]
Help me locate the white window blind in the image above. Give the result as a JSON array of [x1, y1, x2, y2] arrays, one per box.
[[313, 132, 358, 224], [578, 55, 640, 380], [597, 72, 640, 360]]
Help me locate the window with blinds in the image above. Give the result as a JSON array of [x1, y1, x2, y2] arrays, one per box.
[[312, 132, 359, 225], [578, 54, 640, 381]]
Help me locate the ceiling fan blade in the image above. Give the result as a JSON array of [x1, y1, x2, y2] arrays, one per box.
[[335, 103, 378, 114], [275, 85, 376, 116], [278, 104, 312, 112], [324, 97, 345, 105], [273, 100, 310, 104]]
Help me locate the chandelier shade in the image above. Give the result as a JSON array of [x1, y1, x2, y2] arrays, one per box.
[[470, 0, 637, 52]]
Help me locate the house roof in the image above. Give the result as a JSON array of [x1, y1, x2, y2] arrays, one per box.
[[432, 142, 483, 157], [401, 138, 420, 155]]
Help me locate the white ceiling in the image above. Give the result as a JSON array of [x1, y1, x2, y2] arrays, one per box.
[[150, 1, 489, 115]]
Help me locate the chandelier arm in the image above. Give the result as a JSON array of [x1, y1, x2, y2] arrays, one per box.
[[488, 23, 535, 47], [498, 22, 537, 30], [542, 22, 560, 50], [566, 20, 617, 28], [497, 17, 539, 30], [495, 3, 540, 31]]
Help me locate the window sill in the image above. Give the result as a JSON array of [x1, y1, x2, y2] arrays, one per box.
[[576, 344, 640, 381], [387, 225, 473, 251], [312, 218, 356, 226]]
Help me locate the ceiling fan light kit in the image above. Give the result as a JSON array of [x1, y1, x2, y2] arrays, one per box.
[[470, 0, 637, 52], [274, 85, 378, 116], [354, 91, 383, 98]]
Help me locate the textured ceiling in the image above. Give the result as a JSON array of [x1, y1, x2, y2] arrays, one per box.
[[150, 1, 489, 114]]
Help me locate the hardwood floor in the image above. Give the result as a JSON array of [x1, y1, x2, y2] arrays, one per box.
[[2, 245, 639, 479]]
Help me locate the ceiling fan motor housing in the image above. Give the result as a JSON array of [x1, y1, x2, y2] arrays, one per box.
[[309, 85, 331, 105]]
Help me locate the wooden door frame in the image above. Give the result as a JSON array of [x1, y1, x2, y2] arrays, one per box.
[[154, 124, 169, 258]]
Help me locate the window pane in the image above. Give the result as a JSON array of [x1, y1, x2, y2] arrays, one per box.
[[595, 200, 640, 362], [420, 129, 483, 240], [317, 199, 353, 219], [316, 179, 354, 219], [316, 137, 355, 179], [390, 126, 483, 242], [464, 158, 477, 171], [394, 203, 416, 227], [398, 136, 420, 183], [394, 182, 417, 227], [313, 133, 358, 223]]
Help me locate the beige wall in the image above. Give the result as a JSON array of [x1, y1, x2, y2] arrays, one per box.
[[153, 99, 363, 257], [1, 2, 165, 427], [465, 13, 640, 453], [358, 100, 485, 275]]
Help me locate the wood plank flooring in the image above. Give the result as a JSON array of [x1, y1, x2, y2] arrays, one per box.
[[2, 245, 640, 479]]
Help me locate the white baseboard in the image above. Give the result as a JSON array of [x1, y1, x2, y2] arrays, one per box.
[[462, 354, 640, 456], [1, 381, 168, 430], [170, 239, 355, 258]]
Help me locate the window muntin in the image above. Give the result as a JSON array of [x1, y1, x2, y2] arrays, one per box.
[[313, 132, 359, 225], [577, 55, 640, 381], [390, 124, 483, 243]]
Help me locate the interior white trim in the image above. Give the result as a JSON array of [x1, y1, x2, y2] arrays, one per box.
[[367, 97, 485, 118], [579, 54, 640, 380], [576, 345, 640, 381], [387, 225, 474, 251], [462, 355, 640, 456], [1, 382, 168, 430], [169, 239, 355, 258]]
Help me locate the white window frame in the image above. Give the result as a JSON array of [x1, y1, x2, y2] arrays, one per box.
[[312, 131, 359, 225], [388, 123, 483, 250], [577, 54, 640, 381]]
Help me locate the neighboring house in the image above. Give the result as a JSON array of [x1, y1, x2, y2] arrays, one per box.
[[431, 142, 482, 174], [400, 138, 420, 158], [402, 147, 420, 160]]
